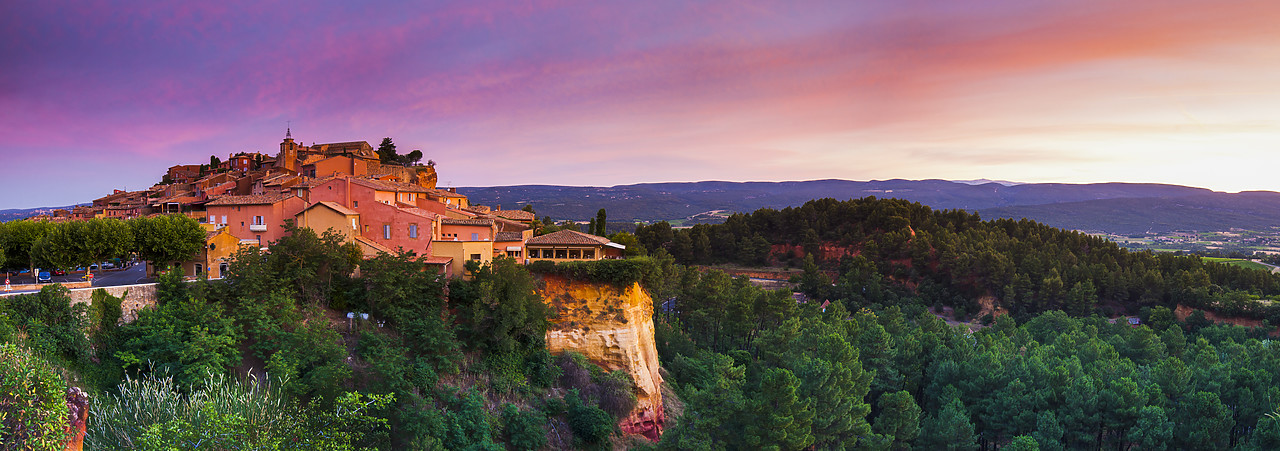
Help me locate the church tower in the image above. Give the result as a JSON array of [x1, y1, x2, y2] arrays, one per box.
[[278, 127, 299, 172]]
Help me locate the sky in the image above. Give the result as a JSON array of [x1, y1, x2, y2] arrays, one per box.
[[3, 0, 1280, 210]]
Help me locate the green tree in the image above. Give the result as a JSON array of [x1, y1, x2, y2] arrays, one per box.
[[874, 390, 921, 450], [377, 137, 397, 164], [115, 270, 241, 388], [919, 396, 978, 451], [31, 220, 87, 273], [1173, 391, 1233, 449], [502, 403, 547, 451], [3, 220, 53, 274], [1126, 405, 1172, 451], [131, 214, 204, 271], [81, 218, 134, 274], [595, 209, 607, 236], [744, 367, 814, 450]]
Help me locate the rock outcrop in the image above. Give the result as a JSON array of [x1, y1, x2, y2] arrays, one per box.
[[539, 275, 665, 440]]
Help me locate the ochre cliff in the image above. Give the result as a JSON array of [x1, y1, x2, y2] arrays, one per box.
[[539, 275, 665, 440]]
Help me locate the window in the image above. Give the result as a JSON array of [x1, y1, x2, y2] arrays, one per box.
[[363, 225, 369, 233], [471, 233, 479, 241], [353, 200, 358, 208], [507, 250, 521, 258], [240, 221, 245, 227], [528, 249, 539, 258], [221, 215, 227, 225], [194, 263, 203, 276], [583, 249, 595, 259], [351, 218, 358, 230], [409, 224, 418, 238], [555, 249, 567, 259], [254, 215, 264, 225], [219, 262, 228, 277], [209, 215, 215, 223], [470, 254, 482, 261], [568, 249, 581, 259], [383, 225, 391, 239]]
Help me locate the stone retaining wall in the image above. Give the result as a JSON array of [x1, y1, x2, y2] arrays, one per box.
[[2, 283, 158, 322]]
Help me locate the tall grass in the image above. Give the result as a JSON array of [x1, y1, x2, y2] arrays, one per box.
[[86, 371, 299, 450]]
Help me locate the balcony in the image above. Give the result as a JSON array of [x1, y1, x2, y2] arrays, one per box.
[[249, 224, 268, 232]]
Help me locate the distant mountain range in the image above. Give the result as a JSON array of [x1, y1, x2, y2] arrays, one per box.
[[0, 205, 86, 222], [458, 179, 1280, 235], [9, 181, 1278, 235]]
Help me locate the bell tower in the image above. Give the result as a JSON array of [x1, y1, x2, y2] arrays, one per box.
[[278, 126, 299, 172]]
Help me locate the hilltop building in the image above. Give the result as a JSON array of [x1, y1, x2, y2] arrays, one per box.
[[85, 128, 540, 280]]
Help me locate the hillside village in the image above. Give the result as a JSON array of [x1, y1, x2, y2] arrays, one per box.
[[35, 129, 624, 279]]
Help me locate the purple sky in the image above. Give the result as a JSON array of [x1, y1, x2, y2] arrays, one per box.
[[4, 1, 1280, 209]]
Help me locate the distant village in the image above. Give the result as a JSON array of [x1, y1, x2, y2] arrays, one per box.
[[31, 129, 624, 279]]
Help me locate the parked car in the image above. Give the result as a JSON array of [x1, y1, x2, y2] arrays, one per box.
[[37, 271, 51, 283], [52, 269, 67, 276], [102, 262, 116, 269]]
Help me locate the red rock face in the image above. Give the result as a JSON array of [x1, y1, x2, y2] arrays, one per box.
[[64, 387, 87, 451], [540, 276, 665, 441]]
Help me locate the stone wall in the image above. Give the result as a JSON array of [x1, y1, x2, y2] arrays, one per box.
[[2, 283, 158, 322]]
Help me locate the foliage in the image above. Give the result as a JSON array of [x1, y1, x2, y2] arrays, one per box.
[[376, 137, 397, 164], [502, 403, 548, 451], [565, 389, 617, 447], [2, 219, 53, 272], [227, 222, 360, 306], [3, 284, 89, 365], [0, 343, 70, 451], [450, 257, 550, 392], [130, 214, 204, 269], [636, 197, 1280, 321], [87, 371, 391, 450], [115, 278, 240, 388], [527, 256, 663, 287]]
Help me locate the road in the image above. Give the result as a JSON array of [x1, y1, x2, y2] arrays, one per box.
[[3, 263, 149, 295]]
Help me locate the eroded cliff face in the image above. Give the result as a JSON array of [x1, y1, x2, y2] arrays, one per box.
[[539, 275, 665, 440]]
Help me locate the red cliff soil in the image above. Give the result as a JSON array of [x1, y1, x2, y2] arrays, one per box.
[[1174, 305, 1277, 335], [539, 275, 665, 441]]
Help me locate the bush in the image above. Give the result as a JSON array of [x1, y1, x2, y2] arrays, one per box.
[[566, 389, 617, 446], [502, 403, 548, 451], [0, 343, 70, 451]]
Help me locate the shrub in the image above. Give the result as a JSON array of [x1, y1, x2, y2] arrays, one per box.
[[0, 343, 70, 451]]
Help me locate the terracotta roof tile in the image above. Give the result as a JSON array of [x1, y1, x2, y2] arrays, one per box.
[[494, 231, 524, 242], [492, 209, 536, 221], [306, 201, 358, 216], [349, 177, 431, 193], [206, 193, 295, 206], [525, 230, 611, 246]]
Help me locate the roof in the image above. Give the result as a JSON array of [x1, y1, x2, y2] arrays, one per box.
[[526, 230, 611, 246], [354, 236, 395, 256], [303, 201, 358, 216], [441, 218, 493, 226], [424, 188, 467, 198], [349, 177, 431, 193], [424, 256, 453, 265], [495, 231, 524, 242], [492, 209, 536, 221], [206, 193, 295, 206], [153, 195, 199, 205]]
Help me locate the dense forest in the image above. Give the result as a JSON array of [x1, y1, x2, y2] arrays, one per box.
[[6, 198, 1280, 449], [635, 197, 1280, 322]]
